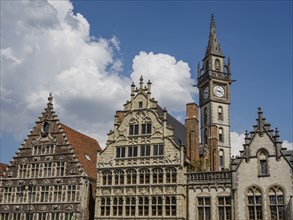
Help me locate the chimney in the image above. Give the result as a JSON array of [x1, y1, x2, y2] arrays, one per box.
[[185, 103, 199, 164]]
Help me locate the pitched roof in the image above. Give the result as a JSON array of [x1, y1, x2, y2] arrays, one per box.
[[60, 123, 101, 180], [0, 162, 8, 177]]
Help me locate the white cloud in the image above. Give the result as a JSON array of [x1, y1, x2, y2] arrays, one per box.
[[1, 1, 195, 149], [282, 140, 293, 151], [231, 131, 245, 156], [131, 51, 195, 113]]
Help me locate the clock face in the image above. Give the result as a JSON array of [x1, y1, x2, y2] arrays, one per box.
[[213, 85, 225, 98], [203, 87, 209, 99]]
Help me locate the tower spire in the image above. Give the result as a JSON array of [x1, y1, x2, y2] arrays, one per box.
[[205, 14, 223, 58]]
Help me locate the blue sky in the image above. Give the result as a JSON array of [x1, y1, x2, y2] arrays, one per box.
[[1, 0, 292, 164]]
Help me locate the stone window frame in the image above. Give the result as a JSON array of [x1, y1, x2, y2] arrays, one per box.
[[267, 185, 286, 220], [246, 185, 263, 220], [219, 127, 224, 142], [113, 197, 123, 216], [100, 197, 111, 216], [116, 146, 126, 158], [257, 148, 270, 177], [215, 58, 221, 71], [204, 107, 208, 125], [139, 168, 150, 184], [153, 144, 164, 156], [197, 196, 211, 220], [219, 149, 224, 168], [151, 196, 163, 216], [114, 169, 125, 185], [166, 167, 177, 184], [67, 185, 76, 202], [102, 170, 112, 186], [218, 196, 232, 220], [152, 168, 163, 184], [40, 185, 50, 202], [125, 197, 136, 216], [129, 124, 139, 136], [126, 169, 137, 185], [165, 196, 177, 216], [138, 196, 149, 216], [127, 145, 138, 157], [218, 106, 223, 121]]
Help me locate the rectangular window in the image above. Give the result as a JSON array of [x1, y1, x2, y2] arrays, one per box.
[[129, 124, 139, 135], [128, 146, 138, 157], [141, 123, 152, 134], [139, 101, 143, 108], [56, 162, 65, 176], [54, 185, 62, 202], [67, 185, 76, 202], [153, 144, 164, 156], [101, 197, 111, 216], [260, 160, 268, 175], [141, 145, 150, 157], [138, 197, 149, 216], [116, 147, 126, 158], [165, 196, 177, 216], [113, 197, 123, 216], [198, 197, 211, 220], [152, 196, 163, 216], [248, 195, 263, 220], [126, 197, 136, 216], [218, 197, 231, 220]]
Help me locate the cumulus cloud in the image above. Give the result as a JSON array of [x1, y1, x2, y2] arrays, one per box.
[[1, 0, 130, 147], [283, 140, 293, 151], [1, 0, 195, 150], [231, 131, 245, 156], [131, 51, 195, 113]]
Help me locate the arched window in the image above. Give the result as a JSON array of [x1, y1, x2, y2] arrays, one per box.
[[139, 169, 150, 184], [219, 127, 224, 142], [114, 170, 124, 185], [166, 168, 176, 183], [204, 108, 208, 125], [43, 122, 50, 134], [247, 186, 263, 220], [219, 150, 224, 168], [153, 168, 163, 184], [268, 186, 285, 220], [218, 106, 223, 121], [127, 169, 137, 185], [102, 170, 112, 185], [215, 59, 221, 71], [205, 60, 209, 71], [204, 128, 208, 145], [257, 149, 269, 176]]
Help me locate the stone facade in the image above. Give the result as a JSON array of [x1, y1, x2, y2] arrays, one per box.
[[0, 95, 101, 220], [94, 77, 189, 219]]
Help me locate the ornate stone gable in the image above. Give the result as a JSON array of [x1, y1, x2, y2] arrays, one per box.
[[0, 94, 101, 220], [95, 78, 187, 219]]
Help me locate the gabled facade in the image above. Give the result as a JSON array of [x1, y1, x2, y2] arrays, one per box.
[[231, 108, 293, 220], [0, 94, 101, 220], [94, 77, 195, 219]]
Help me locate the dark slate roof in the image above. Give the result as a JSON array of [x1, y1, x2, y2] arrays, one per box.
[[157, 105, 186, 147], [281, 150, 293, 167]]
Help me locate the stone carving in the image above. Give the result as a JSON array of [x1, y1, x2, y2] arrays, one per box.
[[2, 205, 9, 211], [5, 181, 12, 186], [43, 179, 50, 185], [97, 156, 115, 168], [68, 179, 76, 184], [140, 136, 151, 143], [128, 137, 138, 144], [165, 153, 180, 164], [153, 186, 163, 194], [126, 188, 135, 195], [69, 168, 76, 174], [52, 205, 59, 210], [138, 187, 149, 195], [101, 188, 111, 195], [21, 158, 28, 163], [114, 188, 123, 194], [7, 171, 13, 177], [14, 205, 20, 211], [40, 205, 48, 211], [45, 156, 53, 161], [65, 204, 73, 211]]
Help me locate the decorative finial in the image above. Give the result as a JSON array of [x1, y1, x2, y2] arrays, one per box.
[[211, 14, 215, 27], [275, 128, 279, 136], [48, 93, 53, 104], [139, 75, 143, 88]]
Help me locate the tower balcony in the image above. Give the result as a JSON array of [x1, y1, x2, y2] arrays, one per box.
[[198, 70, 231, 85]]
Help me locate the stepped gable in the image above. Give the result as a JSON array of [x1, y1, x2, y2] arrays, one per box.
[[60, 123, 101, 179]]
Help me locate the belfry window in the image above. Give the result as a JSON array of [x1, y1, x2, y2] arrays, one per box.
[[204, 108, 208, 125], [215, 59, 221, 71], [269, 186, 285, 220], [219, 127, 224, 142], [247, 186, 263, 220], [218, 106, 223, 121]]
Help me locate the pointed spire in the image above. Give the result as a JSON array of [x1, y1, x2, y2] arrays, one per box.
[[205, 14, 223, 57], [257, 107, 264, 135]]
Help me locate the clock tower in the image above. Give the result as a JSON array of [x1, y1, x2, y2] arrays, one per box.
[[197, 15, 233, 170]]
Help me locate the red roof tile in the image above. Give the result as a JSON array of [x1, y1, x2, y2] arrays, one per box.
[[60, 124, 101, 180]]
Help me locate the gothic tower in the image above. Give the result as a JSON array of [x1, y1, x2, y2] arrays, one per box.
[[197, 15, 233, 170]]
